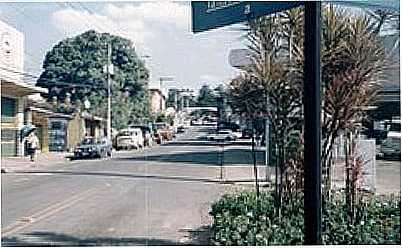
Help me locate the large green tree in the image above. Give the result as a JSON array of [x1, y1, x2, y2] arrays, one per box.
[[37, 30, 149, 130]]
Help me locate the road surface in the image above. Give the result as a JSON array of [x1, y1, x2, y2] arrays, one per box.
[[1, 126, 261, 246]]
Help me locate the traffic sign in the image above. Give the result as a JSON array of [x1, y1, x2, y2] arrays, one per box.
[[191, 1, 303, 33]]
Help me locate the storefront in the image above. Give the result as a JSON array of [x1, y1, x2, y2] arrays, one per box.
[[1, 79, 47, 157]]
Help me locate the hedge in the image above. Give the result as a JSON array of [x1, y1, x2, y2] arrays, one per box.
[[210, 191, 400, 245]]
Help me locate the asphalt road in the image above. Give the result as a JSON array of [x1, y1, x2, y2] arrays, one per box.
[[1, 126, 257, 246], [2, 127, 399, 246]]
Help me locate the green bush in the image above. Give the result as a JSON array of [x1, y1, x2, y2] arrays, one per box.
[[210, 191, 400, 245]]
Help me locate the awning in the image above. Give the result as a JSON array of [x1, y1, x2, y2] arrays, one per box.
[[1, 79, 48, 97]]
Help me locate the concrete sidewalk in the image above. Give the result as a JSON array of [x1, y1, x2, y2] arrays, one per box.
[[1, 152, 72, 173]]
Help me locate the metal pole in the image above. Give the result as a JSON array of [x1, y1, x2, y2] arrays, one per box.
[[304, 1, 322, 245], [220, 143, 224, 181], [252, 125, 260, 197], [107, 43, 112, 143], [265, 93, 270, 182]]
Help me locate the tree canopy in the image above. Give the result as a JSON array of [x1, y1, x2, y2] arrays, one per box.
[[37, 30, 150, 129]]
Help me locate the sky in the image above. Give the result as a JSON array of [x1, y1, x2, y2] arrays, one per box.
[[0, 1, 247, 91], [0, 0, 399, 92]]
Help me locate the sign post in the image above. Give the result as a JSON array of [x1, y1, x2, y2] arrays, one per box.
[[303, 1, 322, 244]]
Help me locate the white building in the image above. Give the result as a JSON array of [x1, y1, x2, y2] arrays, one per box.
[[149, 88, 166, 114], [1, 20, 47, 157], [0, 20, 24, 82]]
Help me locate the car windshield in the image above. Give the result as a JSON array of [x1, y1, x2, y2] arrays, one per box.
[[156, 124, 166, 129], [119, 131, 131, 136], [81, 137, 96, 145], [219, 131, 231, 134]]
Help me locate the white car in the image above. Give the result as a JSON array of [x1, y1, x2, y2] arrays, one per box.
[[232, 130, 243, 139], [116, 128, 144, 150], [206, 130, 237, 141]]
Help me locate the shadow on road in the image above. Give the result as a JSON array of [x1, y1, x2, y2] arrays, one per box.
[[163, 140, 253, 147], [16, 170, 267, 184], [178, 225, 212, 245], [2, 231, 187, 246], [116, 149, 267, 166]]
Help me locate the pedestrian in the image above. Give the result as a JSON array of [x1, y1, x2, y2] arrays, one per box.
[[27, 131, 40, 162]]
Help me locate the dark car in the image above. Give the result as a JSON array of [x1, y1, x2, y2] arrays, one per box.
[[241, 129, 253, 138], [73, 137, 112, 159], [177, 126, 186, 133]]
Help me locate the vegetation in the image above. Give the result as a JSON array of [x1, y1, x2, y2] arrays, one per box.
[[210, 191, 401, 245], [37, 30, 150, 130], [228, 3, 397, 209], [224, 4, 399, 245]]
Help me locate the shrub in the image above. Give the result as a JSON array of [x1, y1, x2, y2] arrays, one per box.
[[210, 191, 400, 245]]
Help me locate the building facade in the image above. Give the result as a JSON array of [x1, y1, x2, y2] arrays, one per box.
[[149, 88, 166, 113], [1, 20, 49, 157], [0, 20, 24, 83]]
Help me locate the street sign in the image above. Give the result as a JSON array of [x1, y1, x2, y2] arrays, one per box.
[[191, 1, 303, 33], [229, 48, 253, 69]]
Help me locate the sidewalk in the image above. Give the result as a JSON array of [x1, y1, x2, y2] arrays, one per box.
[[1, 152, 72, 173]]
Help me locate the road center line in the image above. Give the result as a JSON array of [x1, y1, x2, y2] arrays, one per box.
[[1, 188, 98, 236]]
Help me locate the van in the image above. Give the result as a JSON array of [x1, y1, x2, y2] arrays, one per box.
[[116, 128, 144, 150]]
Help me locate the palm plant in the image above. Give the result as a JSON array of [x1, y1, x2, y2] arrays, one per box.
[[229, 5, 393, 216], [319, 6, 390, 197]]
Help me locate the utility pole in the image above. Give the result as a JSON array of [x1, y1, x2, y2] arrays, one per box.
[[106, 43, 112, 143]]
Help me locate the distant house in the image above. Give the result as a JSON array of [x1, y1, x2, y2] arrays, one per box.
[[149, 88, 166, 114]]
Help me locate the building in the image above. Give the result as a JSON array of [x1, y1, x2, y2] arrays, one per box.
[[149, 88, 166, 113], [0, 20, 24, 83], [1, 20, 49, 157]]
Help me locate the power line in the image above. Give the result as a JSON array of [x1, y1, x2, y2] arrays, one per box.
[[0, 66, 107, 90]]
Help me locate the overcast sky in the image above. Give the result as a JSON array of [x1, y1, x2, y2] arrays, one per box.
[[0, 1, 247, 91]]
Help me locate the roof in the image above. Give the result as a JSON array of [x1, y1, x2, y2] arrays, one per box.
[[149, 88, 166, 99], [1, 79, 48, 97]]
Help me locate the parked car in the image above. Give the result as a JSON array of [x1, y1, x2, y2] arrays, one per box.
[[154, 122, 174, 141], [129, 125, 153, 147], [153, 133, 163, 144], [379, 136, 401, 159], [241, 129, 253, 138], [177, 126, 186, 133], [206, 129, 237, 141], [191, 119, 203, 126], [73, 137, 112, 159], [116, 128, 144, 150]]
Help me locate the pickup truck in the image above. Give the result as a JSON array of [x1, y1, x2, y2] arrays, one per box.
[[154, 122, 174, 142]]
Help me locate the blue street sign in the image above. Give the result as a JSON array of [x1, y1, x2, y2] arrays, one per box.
[[191, 1, 399, 33], [191, 1, 303, 33]]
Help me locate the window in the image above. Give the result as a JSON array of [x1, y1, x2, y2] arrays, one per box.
[[1, 97, 16, 117]]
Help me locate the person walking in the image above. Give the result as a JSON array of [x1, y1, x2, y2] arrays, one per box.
[[27, 131, 40, 162]]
